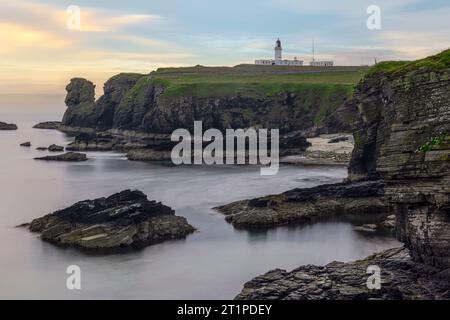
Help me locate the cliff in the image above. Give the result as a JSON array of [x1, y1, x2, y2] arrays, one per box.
[[234, 49, 450, 299], [61, 66, 366, 136], [346, 50, 450, 268]]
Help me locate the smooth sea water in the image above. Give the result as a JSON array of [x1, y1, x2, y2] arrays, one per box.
[[0, 95, 401, 299]]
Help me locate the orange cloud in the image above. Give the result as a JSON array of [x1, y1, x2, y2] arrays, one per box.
[[0, 23, 73, 53]]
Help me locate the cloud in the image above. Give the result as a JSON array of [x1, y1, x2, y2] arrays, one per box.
[[265, 0, 419, 15], [0, 0, 195, 94], [0, 23, 73, 54], [76, 10, 164, 33], [0, 0, 164, 33]]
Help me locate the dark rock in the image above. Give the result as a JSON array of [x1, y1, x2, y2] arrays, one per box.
[[33, 121, 61, 129], [65, 78, 95, 108], [48, 144, 64, 152], [34, 152, 87, 162], [345, 52, 450, 269], [216, 180, 388, 229], [279, 131, 311, 154], [127, 149, 172, 161], [283, 180, 385, 202], [328, 136, 349, 143], [28, 190, 195, 251], [236, 247, 450, 300], [36, 147, 48, 151], [20, 142, 31, 147], [0, 121, 17, 130], [66, 132, 115, 151]]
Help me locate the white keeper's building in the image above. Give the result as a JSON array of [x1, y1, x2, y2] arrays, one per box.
[[255, 38, 303, 66]]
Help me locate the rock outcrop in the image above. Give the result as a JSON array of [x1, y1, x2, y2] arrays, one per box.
[[61, 74, 352, 135], [20, 142, 31, 147], [28, 190, 195, 251], [0, 121, 17, 130], [33, 121, 61, 129], [34, 152, 87, 162], [58, 70, 354, 157], [236, 247, 450, 300], [216, 180, 387, 229], [234, 50, 450, 299], [48, 144, 64, 152], [346, 51, 450, 269]]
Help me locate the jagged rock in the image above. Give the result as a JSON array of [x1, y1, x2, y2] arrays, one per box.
[[283, 180, 384, 202], [48, 144, 64, 152], [59, 71, 352, 151], [66, 132, 116, 151], [215, 180, 388, 229], [236, 247, 450, 300], [20, 142, 31, 147], [0, 121, 17, 130], [65, 78, 95, 108], [34, 152, 87, 162], [33, 121, 61, 129], [27, 190, 195, 251]]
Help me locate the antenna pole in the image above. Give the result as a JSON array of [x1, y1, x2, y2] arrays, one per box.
[[312, 39, 315, 62]]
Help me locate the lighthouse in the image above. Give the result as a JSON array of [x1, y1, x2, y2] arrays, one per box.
[[274, 38, 282, 62], [254, 38, 303, 66]]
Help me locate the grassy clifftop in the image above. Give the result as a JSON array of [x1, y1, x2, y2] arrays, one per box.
[[148, 65, 367, 98], [366, 49, 450, 77]]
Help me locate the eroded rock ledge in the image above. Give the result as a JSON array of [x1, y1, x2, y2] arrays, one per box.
[[215, 180, 388, 229], [28, 190, 195, 251], [236, 247, 450, 300]]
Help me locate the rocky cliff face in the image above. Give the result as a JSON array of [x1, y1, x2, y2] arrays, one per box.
[[61, 74, 352, 136], [347, 50, 450, 268], [234, 50, 450, 299]]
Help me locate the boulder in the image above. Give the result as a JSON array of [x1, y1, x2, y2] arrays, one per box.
[[20, 142, 31, 147], [28, 190, 195, 251], [48, 144, 64, 152]]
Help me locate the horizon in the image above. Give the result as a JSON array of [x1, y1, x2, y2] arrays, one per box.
[[1, 0, 449, 95]]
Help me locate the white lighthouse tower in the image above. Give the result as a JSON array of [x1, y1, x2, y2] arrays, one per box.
[[274, 38, 282, 62], [254, 38, 303, 66]]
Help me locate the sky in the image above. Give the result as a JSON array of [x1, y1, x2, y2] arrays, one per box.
[[0, 0, 449, 94]]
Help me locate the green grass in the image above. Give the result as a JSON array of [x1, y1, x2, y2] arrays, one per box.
[[367, 49, 450, 77], [366, 61, 410, 76], [108, 72, 146, 83], [145, 67, 366, 98], [418, 134, 450, 153]]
